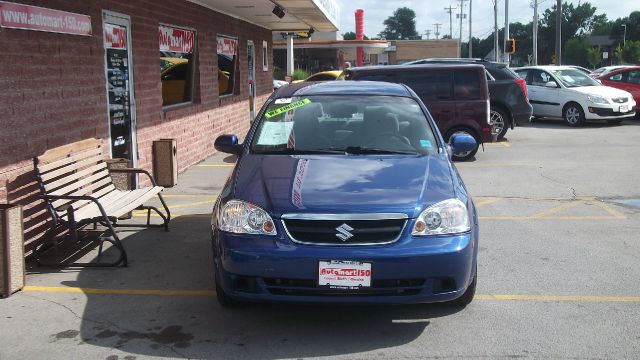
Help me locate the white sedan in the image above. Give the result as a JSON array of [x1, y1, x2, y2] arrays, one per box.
[[514, 66, 636, 126]]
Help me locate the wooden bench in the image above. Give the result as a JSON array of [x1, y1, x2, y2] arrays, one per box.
[[33, 138, 171, 267]]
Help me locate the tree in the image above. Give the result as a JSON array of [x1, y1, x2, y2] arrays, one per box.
[[617, 40, 640, 63], [564, 37, 591, 66], [342, 31, 369, 40], [585, 46, 601, 68], [538, 1, 603, 63], [378, 7, 418, 40]]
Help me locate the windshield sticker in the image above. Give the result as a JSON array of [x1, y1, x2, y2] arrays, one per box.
[[255, 121, 294, 145], [275, 98, 292, 104], [265, 98, 311, 119], [420, 139, 433, 148]]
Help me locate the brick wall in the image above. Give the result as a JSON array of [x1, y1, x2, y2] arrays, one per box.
[[0, 0, 274, 248], [392, 40, 460, 64]]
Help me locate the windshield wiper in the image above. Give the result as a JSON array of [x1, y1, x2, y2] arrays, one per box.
[[343, 146, 418, 155], [253, 148, 345, 155]]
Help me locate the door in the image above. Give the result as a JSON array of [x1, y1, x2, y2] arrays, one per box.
[[247, 40, 256, 120], [102, 11, 138, 186], [527, 69, 562, 117]]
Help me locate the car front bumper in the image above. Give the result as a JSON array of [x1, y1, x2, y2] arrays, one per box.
[[212, 223, 478, 304], [585, 104, 636, 119]]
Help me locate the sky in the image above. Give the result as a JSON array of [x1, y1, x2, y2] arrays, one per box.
[[337, 0, 638, 40]]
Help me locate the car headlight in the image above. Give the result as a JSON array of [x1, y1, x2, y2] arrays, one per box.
[[587, 95, 609, 104], [412, 199, 470, 236], [218, 200, 276, 235]]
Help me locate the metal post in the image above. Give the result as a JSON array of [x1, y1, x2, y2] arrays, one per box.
[[533, 0, 538, 65], [468, 0, 472, 58], [286, 34, 294, 77], [504, 0, 509, 63], [445, 5, 457, 39], [494, 0, 499, 62], [555, 0, 561, 65]]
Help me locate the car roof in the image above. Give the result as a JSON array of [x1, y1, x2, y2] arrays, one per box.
[[272, 80, 413, 98], [514, 65, 576, 71], [308, 70, 342, 77], [406, 58, 506, 66], [347, 63, 484, 73]]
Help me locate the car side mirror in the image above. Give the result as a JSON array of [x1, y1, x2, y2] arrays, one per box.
[[214, 134, 243, 155], [545, 81, 559, 88], [450, 133, 477, 155]]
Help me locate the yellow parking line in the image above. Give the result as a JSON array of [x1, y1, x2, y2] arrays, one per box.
[[197, 164, 234, 167], [480, 216, 623, 220], [530, 201, 583, 218], [23, 286, 215, 296], [160, 194, 218, 198], [132, 213, 210, 218], [591, 201, 627, 220], [474, 197, 502, 208], [483, 142, 511, 147], [476, 294, 640, 302], [22, 286, 640, 302]]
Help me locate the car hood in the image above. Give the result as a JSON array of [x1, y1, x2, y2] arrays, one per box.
[[571, 85, 633, 99], [232, 154, 456, 218]]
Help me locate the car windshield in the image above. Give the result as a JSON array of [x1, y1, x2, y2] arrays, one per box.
[[250, 95, 438, 155], [550, 69, 600, 87]]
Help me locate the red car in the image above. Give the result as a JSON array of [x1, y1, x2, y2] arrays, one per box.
[[597, 66, 640, 116]]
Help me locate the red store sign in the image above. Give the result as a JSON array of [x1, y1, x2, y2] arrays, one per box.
[[159, 25, 194, 54], [217, 36, 238, 57], [104, 23, 126, 49], [0, 1, 91, 36]]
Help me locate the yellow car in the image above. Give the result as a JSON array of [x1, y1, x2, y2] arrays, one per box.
[[161, 57, 189, 106], [292, 70, 342, 83]]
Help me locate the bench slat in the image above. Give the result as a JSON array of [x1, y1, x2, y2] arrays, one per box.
[[71, 187, 163, 221], [39, 154, 105, 182], [51, 179, 115, 209], [54, 185, 119, 216], [48, 169, 112, 197], [37, 146, 103, 174], [44, 167, 110, 194]]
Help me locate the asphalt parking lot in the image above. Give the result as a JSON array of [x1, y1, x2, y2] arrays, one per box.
[[1, 118, 640, 359]]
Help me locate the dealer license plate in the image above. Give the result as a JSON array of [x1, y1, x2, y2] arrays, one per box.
[[619, 105, 629, 113], [318, 260, 372, 289]]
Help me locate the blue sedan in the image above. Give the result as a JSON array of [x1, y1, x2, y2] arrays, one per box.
[[211, 81, 479, 306]]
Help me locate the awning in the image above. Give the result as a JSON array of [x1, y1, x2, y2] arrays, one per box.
[[273, 40, 390, 54], [187, 0, 339, 32]]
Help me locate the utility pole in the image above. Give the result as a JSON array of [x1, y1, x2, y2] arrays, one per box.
[[444, 5, 457, 39], [532, 1, 538, 64], [425, 29, 432, 40], [468, 0, 473, 58], [504, 0, 509, 64], [434, 23, 442, 39], [494, 0, 499, 61], [458, 0, 468, 42], [555, 0, 561, 65]]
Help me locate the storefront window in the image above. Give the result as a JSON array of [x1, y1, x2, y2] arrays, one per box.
[[159, 25, 195, 106], [217, 35, 238, 96]]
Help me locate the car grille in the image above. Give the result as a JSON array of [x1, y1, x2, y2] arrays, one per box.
[[282, 217, 407, 245], [612, 97, 628, 103], [263, 277, 425, 296]]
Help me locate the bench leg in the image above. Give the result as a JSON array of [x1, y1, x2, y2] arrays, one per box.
[[157, 193, 171, 231]]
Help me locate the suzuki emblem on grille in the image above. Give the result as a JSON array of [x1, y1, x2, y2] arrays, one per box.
[[335, 223, 354, 241]]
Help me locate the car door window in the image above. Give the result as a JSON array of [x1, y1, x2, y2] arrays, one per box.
[[515, 70, 528, 82], [530, 70, 554, 87], [453, 70, 481, 100], [626, 71, 640, 84], [607, 73, 624, 82], [398, 72, 453, 100]]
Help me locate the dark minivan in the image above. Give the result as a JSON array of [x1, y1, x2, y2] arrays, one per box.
[[342, 64, 491, 161]]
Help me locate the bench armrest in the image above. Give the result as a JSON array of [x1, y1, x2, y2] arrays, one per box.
[[108, 168, 159, 187]]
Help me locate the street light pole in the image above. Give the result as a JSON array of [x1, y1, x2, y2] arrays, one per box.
[[622, 24, 627, 47]]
